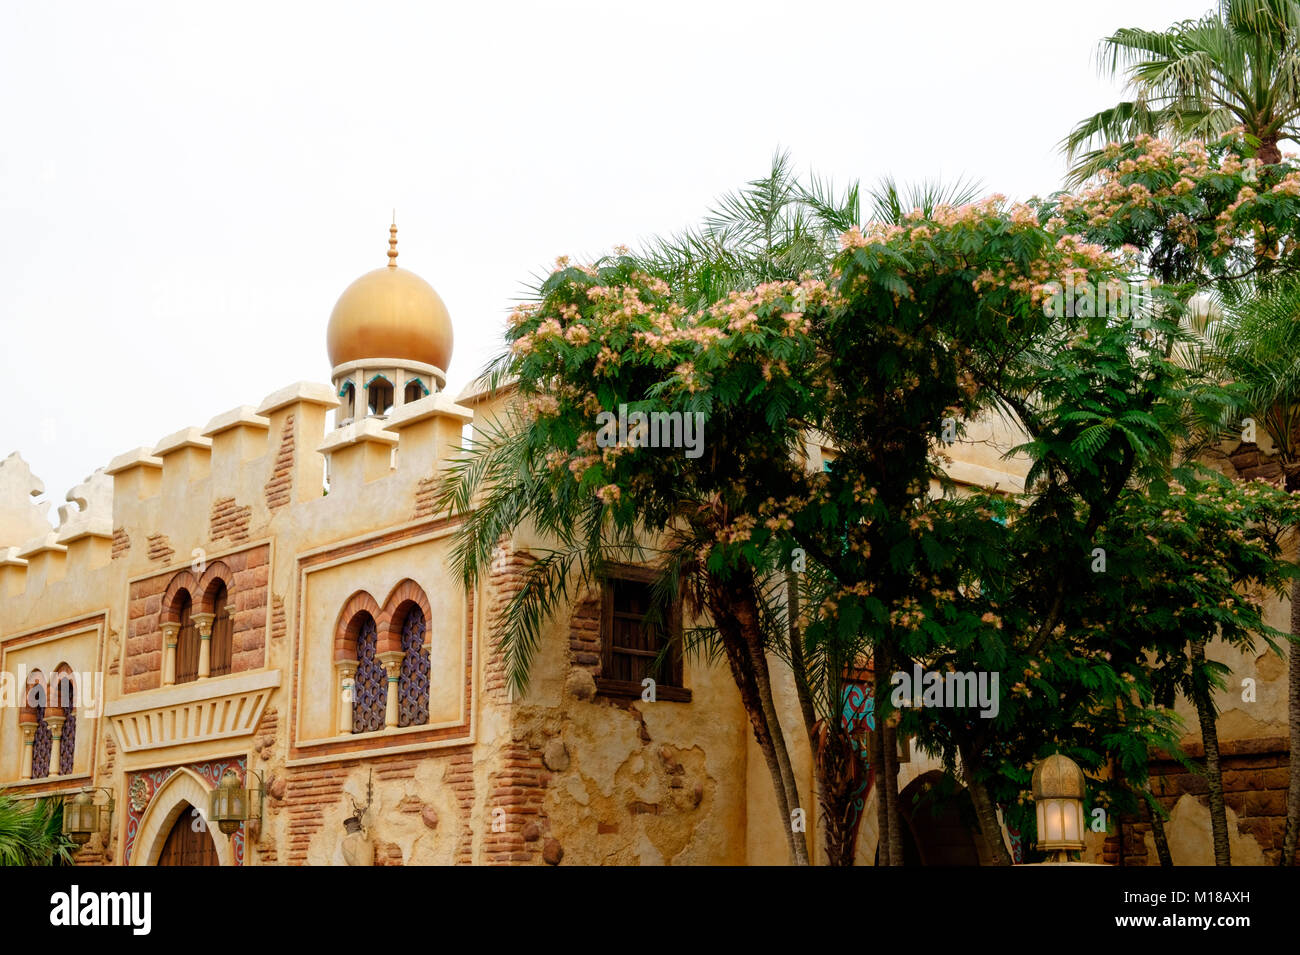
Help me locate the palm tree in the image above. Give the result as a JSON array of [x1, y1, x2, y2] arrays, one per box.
[[1065, 0, 1300, 182], [0, 792, 74, 866], [1203, 277, 1300, 864]]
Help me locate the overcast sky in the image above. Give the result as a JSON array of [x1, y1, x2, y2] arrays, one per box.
[[1, 0, 1200, 523]]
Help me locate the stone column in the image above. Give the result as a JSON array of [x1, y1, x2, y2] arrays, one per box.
[[377, 651, 404, 729], [193, 612, 215, 680], [19, 721, 36, 779], [162, 623, 179, 686], [336, 661, 356, 734], [46, 713, 66, 776]]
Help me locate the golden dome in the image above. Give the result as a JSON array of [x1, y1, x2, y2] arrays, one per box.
[[326, 225, 453, 373]]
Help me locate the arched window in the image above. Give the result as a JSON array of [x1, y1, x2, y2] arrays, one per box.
[[209, 581, 233, 677], [367, 376, 394, 416], [397, 606, 430, 727], [55, 670, 75, 776], [403, 378, 427, 404], [352, 613, 386, 733], [175, 591, 199, 684], [27, 674, 51, 780], [340, 381, 356, 421]]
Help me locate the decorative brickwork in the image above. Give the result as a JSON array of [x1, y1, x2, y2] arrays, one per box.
[[279, 749, 474, 865], [445, 751, 475, 864], [485, 543, 533, 702], [414, 475, 439, 519], [483, 740, 550, 865], [146, 534, 174, 564], [111, 527, 130, 560], [271, 594, 286, 641], [569, 595, 602, 673], [210, 497, 252, 543], [124, 543, 270, 692], [264, 414, 295, 510]]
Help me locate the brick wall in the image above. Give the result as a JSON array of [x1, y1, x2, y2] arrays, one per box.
[[277, 748, 476, 865], [123, 542, 270, 692], [1108, 738, 1296, 865]]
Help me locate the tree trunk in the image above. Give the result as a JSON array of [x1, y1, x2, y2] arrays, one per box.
[[882, 717, 905, 865], [958, 737, 1014, 866], [1146, 784, 1174, 868], [1190, 637, 1231, 866], [871, 666, 890, 866], [1281, 574, 1300, 865], [709, 576, 810, 865]]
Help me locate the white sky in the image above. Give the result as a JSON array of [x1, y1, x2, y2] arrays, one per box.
[[0, 0, 1199, 521]]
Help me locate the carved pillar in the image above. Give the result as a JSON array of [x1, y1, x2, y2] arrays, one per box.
[[336, 661, 357, 734], [46, 712, 66, 776], [162, 622, 179, 686], [18, 720, 36, 779], [377, 651, 404, 729], [193, 612, 215, 680]]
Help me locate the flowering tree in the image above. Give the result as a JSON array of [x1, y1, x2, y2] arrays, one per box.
[[1046, 130, 1300, 864], [441, 140, 1300, 866]]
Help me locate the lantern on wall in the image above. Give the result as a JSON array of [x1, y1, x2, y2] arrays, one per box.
[[62, 789, 114, 847], [1031, 753, 1087, 863], [209, 769, 264, 836]]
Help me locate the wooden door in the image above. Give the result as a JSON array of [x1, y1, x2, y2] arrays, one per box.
[[156, 802, 220, 866]]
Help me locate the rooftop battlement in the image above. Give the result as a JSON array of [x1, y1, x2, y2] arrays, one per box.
[[0, 379, 475, 607]]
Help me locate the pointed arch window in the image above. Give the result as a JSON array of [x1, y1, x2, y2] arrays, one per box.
[[209, 581, 233, 678], [175, 592, 199, 684], [340, 381, 357, 421], [397, 607, 430, 727], [367, 375, 394, 416], [352, 614, 386, 733], [403, 378, 428, 404]]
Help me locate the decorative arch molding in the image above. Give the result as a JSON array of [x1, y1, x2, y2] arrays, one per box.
[[161, 571, 200, 624], [132, 767, 232, 867], [378, 579, 432, 655], [127, 761, 244, 866], [333, 590, 382, 662], [196, 561, 234, 613]]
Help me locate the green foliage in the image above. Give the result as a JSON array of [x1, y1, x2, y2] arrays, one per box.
[[0, 793, 75, 866]]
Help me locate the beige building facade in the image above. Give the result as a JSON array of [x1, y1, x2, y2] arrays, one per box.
[[0, 230, 1291, 865]]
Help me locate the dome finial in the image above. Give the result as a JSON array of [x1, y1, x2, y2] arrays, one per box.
[[387, 212, 398, 268]]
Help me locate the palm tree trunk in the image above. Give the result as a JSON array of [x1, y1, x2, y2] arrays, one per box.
[[1190, 637, 1232, 866], [958, 737, 1014, 865], [708, 575, 810, 865], [1281, 575, 1300, 865]]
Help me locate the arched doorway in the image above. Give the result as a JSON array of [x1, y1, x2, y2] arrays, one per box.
[[897, 771, 982, 865], [156, 801, 220, 866]]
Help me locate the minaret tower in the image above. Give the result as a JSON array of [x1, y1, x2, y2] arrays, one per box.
[[325, 221, 454, 427]]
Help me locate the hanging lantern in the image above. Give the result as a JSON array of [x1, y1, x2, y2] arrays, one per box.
[[209, 768, 264, 836], [62, 789, 113, 847]]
